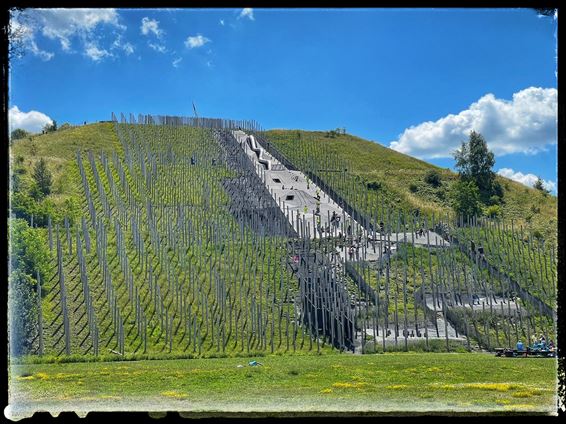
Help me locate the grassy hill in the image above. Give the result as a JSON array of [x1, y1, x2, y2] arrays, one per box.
[[8, 121, 557, 361], [10, 124, 557, 243], [10, 123, 121, 222], [264, 129, 557, 244]]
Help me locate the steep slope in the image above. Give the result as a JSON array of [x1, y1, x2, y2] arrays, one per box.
[[265, 129, 557, 244], [8, 120, 556, 360]]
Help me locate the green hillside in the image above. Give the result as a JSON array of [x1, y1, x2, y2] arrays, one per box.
[[8, 121, 557, 362], [10, 124, 557, 243], [10, 123, 121, 226], [10, 122, 334, 359], [264, 129, 557, 244]]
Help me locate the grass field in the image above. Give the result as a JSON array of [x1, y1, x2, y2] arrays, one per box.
[[8, 353, 557, 417]]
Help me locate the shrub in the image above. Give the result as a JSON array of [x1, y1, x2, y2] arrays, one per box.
[[488, 195, 502, 206], [32, 158, 53, 197], [485, 204, 502, 218], [43, 120, 57, 133], [424, 169, 442, 187], [409, 183, 418, 193], [530, 204, 540, 214], [9, 218, 51, 279], [366, 181, 382, 191], [532, 229, 543, 241], [10, 192, 36, 222], [11, 128, 29, 141]]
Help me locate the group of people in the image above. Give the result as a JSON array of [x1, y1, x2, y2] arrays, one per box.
[[516, 334, 555, 352]]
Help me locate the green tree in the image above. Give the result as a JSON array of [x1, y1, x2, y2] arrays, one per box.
[[533, 176, 549, 194], [8, 218, 52, 356], [32, 158, 52, 197], [454, 131, 499, 201], [29, 182, 45, 201], [10, 191, 36, 222], [9, 270, 38, 356], [9, 218, 51, 280], [10, 128, 30, 140], [43, 120, 57, 133], [450, 180, 482, 220]]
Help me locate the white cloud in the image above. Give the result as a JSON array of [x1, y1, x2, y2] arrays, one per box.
[[12, 9, 127, 62], [238, 8, 254, 21], [84, 42, 112, 61], [185, 34, 210, 49], [122, 42, 134, 55], [37, 8, 122, 51], [497, 168, 556, 192], [112, 35, 134, 55], [390, 87, 557, 159], [10, 14, 54, 60], [29, 39, 54, 61], [9, 106, 53, 134], [140, 17, 163, 38], [172, 57, 182, 68], [148, 42, 167, 53]]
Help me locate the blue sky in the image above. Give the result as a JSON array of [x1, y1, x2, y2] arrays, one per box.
[[9, 8, 558, 193]]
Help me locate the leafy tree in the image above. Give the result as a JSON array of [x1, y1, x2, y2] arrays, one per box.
[[9, 218, 51, 280], [454, 131, 499, 201], [29, 181, 45, 201], [450, 180, 482, 220], [11, 172, 22, 193], [9, 270, 38, 356], [43, 120, 57, 133], [424, 169, 442, 187], [9, 216, 52, 356], [10, 128, 29, 140], [32, 158, 52, 197], [533, 176, 549, 194], [10, 191, 36, 222]]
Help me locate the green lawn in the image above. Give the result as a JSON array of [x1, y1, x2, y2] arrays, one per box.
[[8, 353, 557, 417]]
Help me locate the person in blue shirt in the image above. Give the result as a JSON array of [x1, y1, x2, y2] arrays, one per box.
[[516, 340, 524, 352]]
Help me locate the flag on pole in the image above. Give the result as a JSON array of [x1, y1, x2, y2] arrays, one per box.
[[192, 101, 198, 118]]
